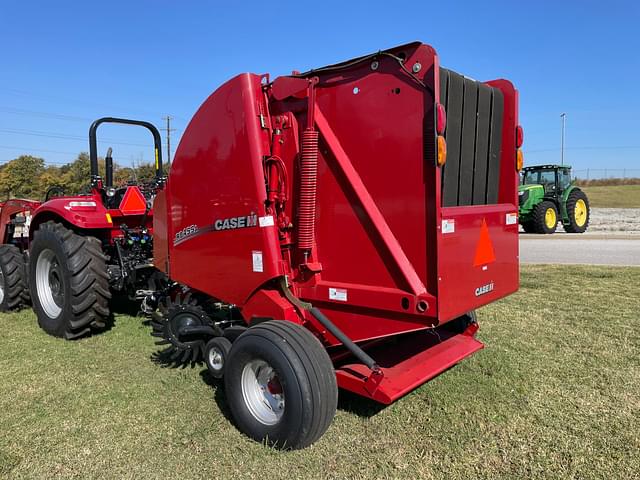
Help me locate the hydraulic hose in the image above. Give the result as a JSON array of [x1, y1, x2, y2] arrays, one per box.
[[279, 277, 380, 373]]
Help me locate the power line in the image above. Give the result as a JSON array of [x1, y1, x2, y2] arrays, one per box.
[[0, 127, 154, 147]]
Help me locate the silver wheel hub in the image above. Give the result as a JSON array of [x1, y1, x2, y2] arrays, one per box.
[[208, 348, 224, 372], [35, 249, 63, 318], [241, 359, 285, 425]]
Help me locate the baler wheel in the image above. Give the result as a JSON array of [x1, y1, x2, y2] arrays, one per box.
[[29, 221, 111, 339], [0, 244, 29, 311], [225, 321, 338, 449], [150, 294, 221, 365], [204, 336, 232, 378]]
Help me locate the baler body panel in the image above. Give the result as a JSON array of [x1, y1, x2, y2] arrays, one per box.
[[165, 74, 282, 305]]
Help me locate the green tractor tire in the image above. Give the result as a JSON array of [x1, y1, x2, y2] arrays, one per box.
[[532, 201, 558, 234], [564, 189, 590, 233]]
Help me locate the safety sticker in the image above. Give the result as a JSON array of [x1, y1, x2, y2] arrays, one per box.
[[442, 219, 455, 234], [259, 215, 275, 227], [252, 251, 263, 272], [329, 287, 348, 302], [506, 213, 518, 225]]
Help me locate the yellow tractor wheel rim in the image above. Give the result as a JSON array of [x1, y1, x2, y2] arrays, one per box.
[[575, 199, 587, 226], [545, 207, 557, 229]]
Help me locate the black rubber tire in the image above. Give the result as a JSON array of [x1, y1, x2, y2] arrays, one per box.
[[532, 201, 558, 234], [204, 336, 232, 379], [445, 310, 478, 335], [521, 221, 536, 234], [29, 221, 111, 339], [0, 244, 29, 311], [225, 320, 338, 450], [564, 189, 590, 233]]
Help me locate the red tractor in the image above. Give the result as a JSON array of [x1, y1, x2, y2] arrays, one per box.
[[145, 41, 523, 448], [0, 118, 165, 338]]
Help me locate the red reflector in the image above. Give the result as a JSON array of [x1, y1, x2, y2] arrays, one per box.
[[436, 103, 447, 135], [516, 125, 524, 148], [119, 186, 147, 215], [473, 219, 496, 267]]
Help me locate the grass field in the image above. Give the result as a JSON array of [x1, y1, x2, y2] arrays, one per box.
[[581, 184, 640, 208], [1, 265, 638, 479]]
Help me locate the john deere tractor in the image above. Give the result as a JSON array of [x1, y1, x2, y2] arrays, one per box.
[[519, 164, 590, 234]]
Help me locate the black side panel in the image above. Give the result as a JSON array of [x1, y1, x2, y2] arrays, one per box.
[[486, 89, 504, 204], [439, 68, 504, 206], [458, 77, 479, 206], [472, 85, 492, 204], [441, 71, 463, 207]]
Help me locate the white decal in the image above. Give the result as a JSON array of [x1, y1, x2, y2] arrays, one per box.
[[252, 251, 263, 273], [442, 219, 455, 234], [259, 215, 275, 227], [329, 288, 348, 302], [506, 213, 518, 225]]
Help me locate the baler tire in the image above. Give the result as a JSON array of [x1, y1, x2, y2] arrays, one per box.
[[532, 201, 558, 234], [0, 244, 28, 311], [446, 310, 477, 335], [224, 320, 338, 450], [564, 189, 590, 233], [29, 221, 111, 339], [204, 336, 232, 379]]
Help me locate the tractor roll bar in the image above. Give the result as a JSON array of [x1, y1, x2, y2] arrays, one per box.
[[89, 117, 163, 187]]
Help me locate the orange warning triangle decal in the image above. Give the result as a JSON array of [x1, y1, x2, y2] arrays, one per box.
[[473, 218, 496, 267], [119, 186, 148, 215]]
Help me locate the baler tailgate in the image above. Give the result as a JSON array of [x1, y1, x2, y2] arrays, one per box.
[[335, 329, 483, 404]]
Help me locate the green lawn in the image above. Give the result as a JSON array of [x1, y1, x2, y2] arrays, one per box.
[[1, 265, 639, 479], [582, 184, 640, 208]]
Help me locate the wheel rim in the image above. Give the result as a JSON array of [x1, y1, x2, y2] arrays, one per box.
[[35, 249, 63, 318], [545, 207, 556, 229], [0, 268, 5, 305], [574, 199, 587, 227], [208, 347, 224, 372], [241, 359, 285, 425]]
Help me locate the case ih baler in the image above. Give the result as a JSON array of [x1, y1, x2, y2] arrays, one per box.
[[1, 41, 522, 449]]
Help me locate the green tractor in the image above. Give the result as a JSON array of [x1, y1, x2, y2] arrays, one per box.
[[519, 164, 590, 234]]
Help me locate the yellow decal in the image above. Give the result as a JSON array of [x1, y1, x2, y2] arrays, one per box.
[[105, 213, 113, 224], [155, 148, 159, 170]]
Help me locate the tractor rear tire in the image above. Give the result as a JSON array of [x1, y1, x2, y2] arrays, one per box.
[[564, 189, 590, 233], [29, 221, 111, 339], [532, 201, 558, 234], [0, 245, 29, 311], [225, 320, 338, 449], [521, 221, 536, 234]]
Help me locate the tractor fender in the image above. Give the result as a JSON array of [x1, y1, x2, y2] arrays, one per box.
[[30, 197, 113, 240]]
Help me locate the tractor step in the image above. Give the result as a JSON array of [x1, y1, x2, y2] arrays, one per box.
[[334, 328, 484, 404]]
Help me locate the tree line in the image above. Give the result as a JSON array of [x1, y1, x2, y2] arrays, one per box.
[[0, 153, 164, 200]]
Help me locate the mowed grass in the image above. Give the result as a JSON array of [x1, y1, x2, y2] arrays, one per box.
[[0, 265, 638, 479], [582, 184, 640, 208]]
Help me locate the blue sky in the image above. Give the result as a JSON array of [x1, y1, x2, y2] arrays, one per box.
[[1, 0, 638, 176]]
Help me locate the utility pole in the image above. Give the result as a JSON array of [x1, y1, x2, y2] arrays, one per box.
[[560, 112, 566, 166], [164, 115, 175, 166]]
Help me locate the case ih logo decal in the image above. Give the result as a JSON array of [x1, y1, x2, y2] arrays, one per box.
[[474, 282, 494, 297], [173, 213, 262, 246], [214, 213, 257, 231]]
